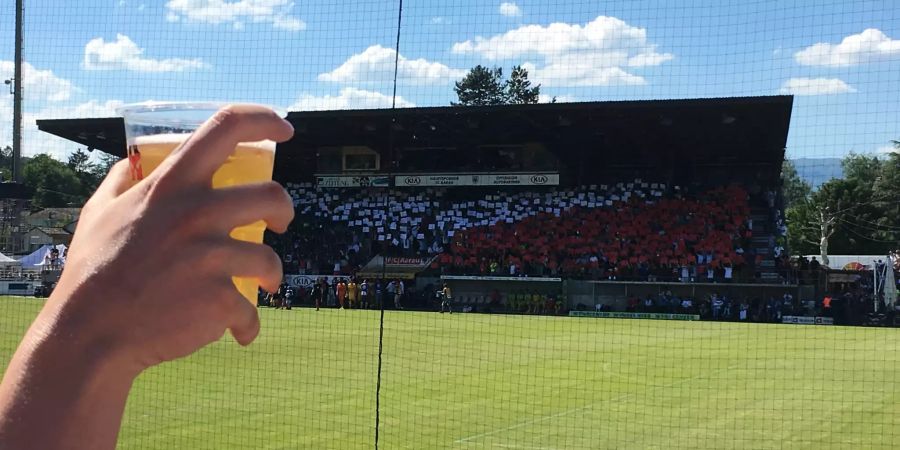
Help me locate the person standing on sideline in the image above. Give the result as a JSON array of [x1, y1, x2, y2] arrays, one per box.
[[347, 278, 358, 310], [440, 283, 453, 314], [394, 279, 404, 310], [336, 278, 347, 310], [360, 279, 369, 309], [375, 280, 383, 309], [312, 279, 323, 311], [326, 278, 336, 307]]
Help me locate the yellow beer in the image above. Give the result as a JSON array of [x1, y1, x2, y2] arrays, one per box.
[[131, 133, 276, 304]]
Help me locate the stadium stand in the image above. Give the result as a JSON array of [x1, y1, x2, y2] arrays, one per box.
[[280, 178, 782, 283]]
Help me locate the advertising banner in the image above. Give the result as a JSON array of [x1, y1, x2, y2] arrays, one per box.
[[782, 316, 834, 325], [569, 311, 700, 321], [316, 175, 390, 188], [395, 173, 559, 187], [284, 274, 344, 289]]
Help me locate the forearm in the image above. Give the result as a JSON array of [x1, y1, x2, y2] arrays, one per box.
[[0, 296, 137, 449]]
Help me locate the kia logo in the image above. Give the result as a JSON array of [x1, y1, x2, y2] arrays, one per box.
[[405, 176, 421, 185], [531, 175, 549, 184]]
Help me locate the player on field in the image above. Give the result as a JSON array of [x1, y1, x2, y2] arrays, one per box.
[[393, 279, 404, 310], [312, 279, 323, 311], [347, 278, 358, 309], [282, 284, 293, 310], [360, 279, 370, 309], [374, 280, 383, 309], [336, 279, 347, 310], [440, 283, 453, 314]]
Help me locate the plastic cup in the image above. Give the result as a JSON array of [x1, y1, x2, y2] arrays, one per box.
[[116, 102, 285, 305]]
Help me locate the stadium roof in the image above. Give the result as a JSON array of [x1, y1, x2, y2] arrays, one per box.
[[37, 95, 792, 181]]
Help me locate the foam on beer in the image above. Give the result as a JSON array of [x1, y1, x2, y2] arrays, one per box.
[[133, 133, 276, 153]]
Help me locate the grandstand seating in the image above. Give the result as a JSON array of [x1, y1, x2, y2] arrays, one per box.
[[280, 179, 779, 282]]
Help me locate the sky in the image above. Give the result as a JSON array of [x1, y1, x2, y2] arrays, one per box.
[[0, 0, 898, 175]]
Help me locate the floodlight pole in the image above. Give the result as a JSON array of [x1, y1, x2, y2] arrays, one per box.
[[12, 0, 24, 183]]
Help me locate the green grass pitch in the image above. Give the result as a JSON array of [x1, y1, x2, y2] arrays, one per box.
[[2, 296, 899, 449]]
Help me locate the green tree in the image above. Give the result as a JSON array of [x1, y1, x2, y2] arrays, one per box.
[[67, 148, 102, 198], [786, 151, 898, 262], [0, 146, 12, 182], [841, 152, 882, 183], [504, 65, 541, 104], [23, 154, 84, 208], [453, 65, 506, 106], [781, 160, 811, 208], [94, 152, 121, 179], [453, 65, 544, 106]]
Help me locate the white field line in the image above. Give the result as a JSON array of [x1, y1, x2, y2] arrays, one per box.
[[491, 443, 559, 449], [453, 364, 741, 445]]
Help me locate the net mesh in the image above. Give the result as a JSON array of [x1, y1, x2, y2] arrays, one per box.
[[1, 0, 899, 449]]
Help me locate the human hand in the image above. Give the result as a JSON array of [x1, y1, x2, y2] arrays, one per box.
[[45, 104, 295, 374]]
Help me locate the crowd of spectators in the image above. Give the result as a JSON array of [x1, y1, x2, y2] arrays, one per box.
[[279, 179, 773, 282]]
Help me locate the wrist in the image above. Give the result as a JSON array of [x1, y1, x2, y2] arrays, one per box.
[[41, 277, 144, 382]]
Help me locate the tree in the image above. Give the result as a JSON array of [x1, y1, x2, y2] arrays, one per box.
[[786, 151, 899, 262], [95, 152, 121, 179], [781, 160, 811, 208], [23, 154, 84, 208], [0, 146, 12, 182], [504, 65, 541, 104], [841, 152, 882, 183], [453, 65, 543, 106], [453, 65, 506, 106], [67, 148, 103, 198]]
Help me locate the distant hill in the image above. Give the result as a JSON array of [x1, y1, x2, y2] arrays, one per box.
[[790, 158, 843, 189]]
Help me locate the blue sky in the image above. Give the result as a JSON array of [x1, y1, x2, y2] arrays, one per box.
[[0, 0, 898, 174]]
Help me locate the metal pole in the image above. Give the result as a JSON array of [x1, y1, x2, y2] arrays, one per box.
[[12, 0, 24, 182]]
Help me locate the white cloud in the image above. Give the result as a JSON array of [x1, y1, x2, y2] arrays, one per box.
[[319, 45, 465, 84], [452, 16, 672, 87], [537, 93, 576, 103], [795, 29, 900, 67], [778, 77, 856, 96], [83, 34, 208, 72], [431, 17, 445, 24], [0, 61, 76, 102], [0, 60, 126, 159], [165, 0, 306, 31], [499, 2, 521, 17], [288, 87, 414, 111], [876, 144, 898, 155]]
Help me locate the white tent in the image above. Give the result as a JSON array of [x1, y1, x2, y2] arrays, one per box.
[[804, 255, 888, 270], [0, 252, 20, 266], [18, 244, 67, 267]]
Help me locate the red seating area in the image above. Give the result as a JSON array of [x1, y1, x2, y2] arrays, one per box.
[[438, 185, 751, 279]]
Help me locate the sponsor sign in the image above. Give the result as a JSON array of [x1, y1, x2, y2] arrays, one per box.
[[356, 272, 416, 280], [569, 311, 700, 321], [394, 173, 559, 187], [316, 175, 389, 188], [284, 274, 344, 288], [441, 275, 562, 282], [782, 315, 834, 325], [384, 256, 432, 266]]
